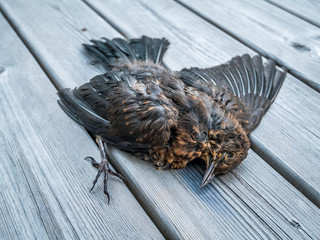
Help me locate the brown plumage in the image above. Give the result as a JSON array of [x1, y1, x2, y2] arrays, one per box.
[[58, 36, 286, 201]]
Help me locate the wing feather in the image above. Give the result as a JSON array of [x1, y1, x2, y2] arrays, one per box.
[[179, 54, 286, 132], [58, 70, 178, 151]]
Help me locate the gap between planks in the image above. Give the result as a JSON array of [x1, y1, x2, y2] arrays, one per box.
[[0, 0, 320, 238], [174, 0, 320, 93], [264, 0, 320, 28], [0, 10, 164, 240], [84, 0, 320, 208]]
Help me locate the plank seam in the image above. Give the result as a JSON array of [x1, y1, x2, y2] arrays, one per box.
[[76, 4, 187, 236], [264, 0, 320, 28], [105, 148, 182, 240], [0, 7, 165, 239], [251, 138, 320, 208], [174, 0, 320, 93], [0, 7, 64, 91], [0, 5, 168, 239], [83, 0, 320, 209], [75, 4, 183, 237], [2, 1, 318, 238], [230, 171, 312, 238], [220, 179, 284, 239], [82, 0, 128, 38]]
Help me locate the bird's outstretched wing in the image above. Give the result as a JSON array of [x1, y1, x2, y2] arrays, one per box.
[[179, 54, 287, 133], [58, 71, 178, 152]]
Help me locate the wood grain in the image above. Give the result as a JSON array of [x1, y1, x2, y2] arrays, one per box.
[[177, 0, 320, 92], [84, 0, 320, 206], [0, 12, 163, 240], [1, 0, 320, 239], [1, 0, 319, 239], [265, 0, 320, 28]]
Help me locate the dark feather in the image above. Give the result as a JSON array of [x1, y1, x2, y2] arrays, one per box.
[[57, 88, 111, 135], [129, 36, 169, 63], [179, 54, 287, 132], [57, 36, 287, 185], [83, 36, 169, 70]]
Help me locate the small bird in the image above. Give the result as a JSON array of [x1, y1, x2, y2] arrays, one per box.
[[58, 36, 286, 202]]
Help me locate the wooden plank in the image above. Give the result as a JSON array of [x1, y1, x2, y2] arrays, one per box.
[[177, 0, 320, 92], [265, 0, 320, 28], [0, 13, 163, 240], [84, 0, 320, 206], [1, 0, 319, 239]]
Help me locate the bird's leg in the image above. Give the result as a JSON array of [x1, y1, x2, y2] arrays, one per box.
[[85, 137, 126, 203]]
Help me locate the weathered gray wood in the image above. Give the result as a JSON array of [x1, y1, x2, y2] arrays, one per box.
[[265, 0, 320, 28], [84, 0, 320, 206], [110, 148, 320, 239], [1, 0, 319, 239], [177, 0, 320, 92], [0, 12, 163, 240]]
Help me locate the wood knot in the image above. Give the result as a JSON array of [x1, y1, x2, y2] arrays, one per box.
[[290, 42, 310, 52]]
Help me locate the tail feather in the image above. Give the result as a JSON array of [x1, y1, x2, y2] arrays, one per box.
[[152, 38, 169, 63], [130, 36, 153, 61], [83, 36, 169, 69], [83, 43, 111, 63], [111, 38, 137, 60]]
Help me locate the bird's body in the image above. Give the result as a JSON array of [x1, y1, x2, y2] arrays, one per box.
[[58, 36, 286, 199]]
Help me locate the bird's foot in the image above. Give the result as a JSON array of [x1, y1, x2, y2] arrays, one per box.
[[85, 156, 126, 183], [84, 137, 126, 203]]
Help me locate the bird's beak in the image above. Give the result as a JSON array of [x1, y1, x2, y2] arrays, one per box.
[[200, 154, 222, 188]]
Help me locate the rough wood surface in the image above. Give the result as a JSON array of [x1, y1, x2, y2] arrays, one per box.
[[85, 0, 320, 206], [0, 12, 163, 240], [177, 0, 320, 92], [1, 0, 319, 239], [265, 0, 320, 28]]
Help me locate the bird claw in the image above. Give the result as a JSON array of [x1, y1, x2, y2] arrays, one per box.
[[85, 137, 126, 203], [87, 157, 126, 203], [85, 156, 100, 168], [107, 169, 127, 184]]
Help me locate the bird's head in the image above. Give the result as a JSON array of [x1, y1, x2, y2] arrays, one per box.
[[200, 113, 251, 187]]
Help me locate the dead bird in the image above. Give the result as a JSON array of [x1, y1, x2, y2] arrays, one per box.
[[58, 36, 286, 202]]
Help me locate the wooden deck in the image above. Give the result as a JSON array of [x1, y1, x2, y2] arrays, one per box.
[[0, 0, 319, 239]]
